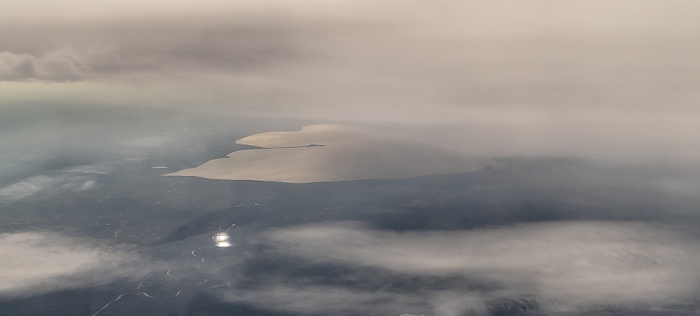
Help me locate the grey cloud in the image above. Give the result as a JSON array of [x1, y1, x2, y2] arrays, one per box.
[[0, 16, 303, 82], [0, 232, 148, 297], [262, 221, 700, 312], [0, 48, 95, 81], [62, 164, 113, 175], [118, 135, 172, 148], [0, 44, 163, 82], [222, 285, 430, 316], [0, 175, 89, 202], [0, 45, 151, 82], [220, 283, 533, 316], [238, 284, 544, 316], [0, 164, 110, 202], [2, 176, 53, 201], [3, 0, 700, 129]]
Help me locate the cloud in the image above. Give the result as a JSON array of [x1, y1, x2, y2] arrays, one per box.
[[1, 0, 699, 169], [119, 135, 171, 148], [2, 0, 699, 115], [165, 125, 497, 183], [0, 45, 163, 82], [2, 1, 697, 162], [0, 15, 301, 83], [0, 164, 110, 202], [62, 164, 113, 175], [223, 284, 430, 316], [261, 221, 700, 312], [0, 48, 96, 82], [0, 232, 147, 297]]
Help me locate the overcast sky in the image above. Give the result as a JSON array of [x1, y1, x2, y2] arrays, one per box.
[[2, 0, 700, 161], [5, 3, 700, 314]]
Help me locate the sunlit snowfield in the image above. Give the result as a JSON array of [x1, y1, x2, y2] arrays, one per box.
[[3, 1, 700, 315]]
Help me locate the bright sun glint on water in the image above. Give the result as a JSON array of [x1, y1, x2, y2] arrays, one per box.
[[213, 232, 232, 247]]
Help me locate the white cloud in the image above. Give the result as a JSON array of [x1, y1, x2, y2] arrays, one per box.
[[119, 135, 171, 148], [0, 175, 57, 201], [165, 125, 497, 183], [223, 284, 430, 316], [0, 46, 143, 82], [0, 232, 147, 297], [0, 48, 92, 81], [1, 0, 700, 165], [0, 164, 110, 202], [63, 164, 113, 175], [263, 221, 700, 312]]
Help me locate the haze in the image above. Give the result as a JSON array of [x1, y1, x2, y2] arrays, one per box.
[[3, 1, 700, 315]]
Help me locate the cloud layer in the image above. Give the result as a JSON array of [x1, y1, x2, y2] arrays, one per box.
[[257, 221, 700, 313], [3, 0, 700, 164], [0, 232, 146, 297], [3, 1, 700, 119], [0, 164, 110, 203]]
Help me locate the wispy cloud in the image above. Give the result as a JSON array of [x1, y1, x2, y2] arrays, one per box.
[[0, 232, 148, 297], [0, 164, 110, 202], [1, 1, 699, 165], [223, 284, 429, 316], [119, 135, 172, 148], [0, 47, 120, 82], [2, 1, 699, 119], [259, 221, 700, 313]]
